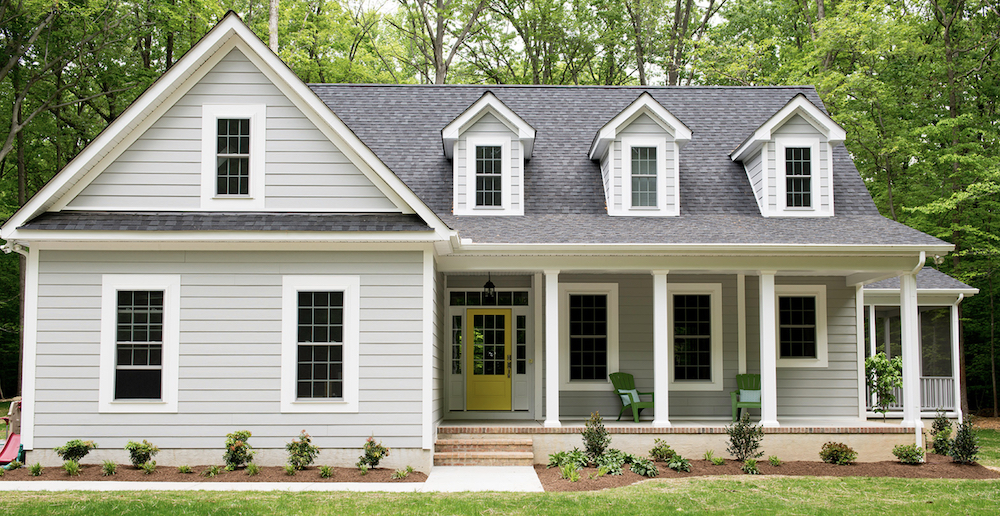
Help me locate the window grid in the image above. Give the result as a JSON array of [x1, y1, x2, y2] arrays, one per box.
[[475, 145, 503, 207], [631, 146, 657, 207], [216, 118, 250, 196], [449, 290, 529, 306], [452, 315, 463, 374], [296, 291, 344, 399], [516, 315, 527, 375], [115, 290, 164, 400], [472, 314, 505, 376], [785, 147, 811, 207], [673, 294, 711, 381], [779, 296, 817, 358], [569, 294, 608, 380]]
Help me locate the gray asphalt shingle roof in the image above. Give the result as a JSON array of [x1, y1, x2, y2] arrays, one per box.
[[865, 267, 976, 290], [20, 212, 432, 232]]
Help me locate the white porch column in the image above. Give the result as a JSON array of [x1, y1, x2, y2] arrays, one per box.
[[900, 272, 922, 427], [652, 271, 670, 427], [544, 270, 561, 427], [759, 271, 779, 427], [952, 295, 964, 422]]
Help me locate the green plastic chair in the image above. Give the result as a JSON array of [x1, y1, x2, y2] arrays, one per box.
[[731, 374, 762, 421], [609, 372, 654, 423]]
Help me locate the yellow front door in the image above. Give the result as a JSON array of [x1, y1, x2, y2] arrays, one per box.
[[466, 309, 512, 410]]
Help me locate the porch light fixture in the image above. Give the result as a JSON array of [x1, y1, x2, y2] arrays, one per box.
[[483, 273, 496, 301]]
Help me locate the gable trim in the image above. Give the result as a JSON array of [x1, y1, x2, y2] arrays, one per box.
[[731, 94, 846, 162], [442, 91, 536, 159], [589, 92, 693, 160]]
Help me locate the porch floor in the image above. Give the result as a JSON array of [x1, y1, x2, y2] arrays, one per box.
[[438, 418, 912, 434]]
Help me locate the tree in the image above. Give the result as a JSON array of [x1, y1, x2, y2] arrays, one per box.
[[394, 0, 490, 83], [866, 352, 903, 421]]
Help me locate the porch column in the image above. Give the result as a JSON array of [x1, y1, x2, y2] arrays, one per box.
[[951, 296, 963, 421], [759, 271, 779, 427], [899, 272, 921, 427], [652, 271, 670, 427], [544, 270, 561, 427]]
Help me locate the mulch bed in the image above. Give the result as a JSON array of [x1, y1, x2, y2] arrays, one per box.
[[536, 453, 1000, 492], [0, 465, 426, 483]]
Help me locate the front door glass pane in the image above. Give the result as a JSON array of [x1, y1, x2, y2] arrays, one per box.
[[472, 313, 505, 376]]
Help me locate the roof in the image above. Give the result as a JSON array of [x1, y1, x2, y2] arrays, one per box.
[[20, 212, 432, 232], [309, 84, 948, 247], [865, 267, 977, 291]]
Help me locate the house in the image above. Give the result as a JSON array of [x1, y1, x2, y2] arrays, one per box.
[[0, 13, 974, 470]]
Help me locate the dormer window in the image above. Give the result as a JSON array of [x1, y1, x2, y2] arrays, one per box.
[[630, 146, 657, 207], [475, 145, 503, 207], [201, 104, 265, 209], [784, 147, 811, 207], [216, 118, 251, 196]]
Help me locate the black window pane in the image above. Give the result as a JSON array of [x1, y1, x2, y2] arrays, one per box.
[[779, 296, 818, 358], [115, 369, 162, 399], [569, 295, 609, 380], [296, 344, 344, 399], [475, 145, 502, 207]]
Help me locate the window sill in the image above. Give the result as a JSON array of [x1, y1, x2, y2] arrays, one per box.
[[98, 400, 176, 414], [559, 379, 612, 392], [280, 399, 358, 413], [776, 357, 828, 368], [668, 379, 723, 391], [212, 195, 254, 200]]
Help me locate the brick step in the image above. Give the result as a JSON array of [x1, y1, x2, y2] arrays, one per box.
[[433, 451, 534, 466], [435, 438, 533, 453]]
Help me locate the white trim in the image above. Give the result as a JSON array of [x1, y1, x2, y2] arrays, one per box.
[[533, 272, 544, 420], [543, 270, 560, 427], [652, 271, 670, 426], [774, 284, 829, 368], [951, 296, 964, 422], [621, 136, 677, 216], [98, 274, 181, 413], [279, 275, 360, 413], [557, 283, 620, 391], [456, 137, 519, 216], [20, 247, 39, 448], [731, 94, 846, 162], [666, 283, 724, 391], [775, 136, 823, 214], [421, 250, 434, 449], [759, 271, 779, 427], [738, 274, 747, 374], [200, 104, 266, 210], [899, 273, 921, 427], [442, 91, 535, 159], [856, 285, 867, 419], [590, 92, 692, 159]]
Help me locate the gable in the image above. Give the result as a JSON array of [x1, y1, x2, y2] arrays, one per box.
[[64, 49, 397, 213]]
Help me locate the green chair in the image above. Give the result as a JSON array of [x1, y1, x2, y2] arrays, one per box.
[[731, 374, 762, 421], [609, 372, 654, 423]]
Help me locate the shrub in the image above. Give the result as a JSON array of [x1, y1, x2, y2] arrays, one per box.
[[358, 464, 369, 475], [286, 430, 321, 470], [949, 418, 980, 464], [102, 460, 117, 476], [581, 412, 611, 462], [742, 459, 759, 475], [667, 455, 691, 473], [594, 466, 609, 478], [650, 439, 677, 462], [201, 465, 221, 478], [319, 465, 333, 478], [391, 467, 410, 479], [223, 430, 255, 469], [54, 439, 98, 462], [819, 442, 857, 465], [559, 463, 581, 482], [711, 456, 725, 466], [726, 413, 764, 462], [595, 448, 628, 476], [357, 436, 390, 468], [548, 448, 589, 470], [0, 467, 4, 477], [125, 440, 160, 468], [866, 352, 903, 420], [177, 465, 193, 474], [29, 463, 42, 476], [630, 457, 659, 477], [892, 444, 924, 464], [246, 463, 260, 476], [932, 411, 953, 456], [284, 464, 297, 476], [7, 460, 22, 470], [702, 449, 715, 461], [768, 455, 782, 467], [139, 461, 157, 475], [62, 460, 80, 476]]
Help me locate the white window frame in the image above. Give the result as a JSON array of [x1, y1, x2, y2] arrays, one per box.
[[558, 283, 619, 391], [775, 284, 828, 368], [201, 104, 266, 210], [463, 136, 512, 213], [775, 136, 821, 213], [99, 274, 180, 413], [667, 283, 724, 391], [622, 136, 669, 213], [280, 275, 360, 413]]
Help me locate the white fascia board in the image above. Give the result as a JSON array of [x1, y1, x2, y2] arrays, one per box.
[[864, 288, 980, 297], [731, 94, 847, 162], [7, 229, 443, 243], [442, 91, 536, 159], [451, 241, 955, 255], [589, 92, 693, 160]]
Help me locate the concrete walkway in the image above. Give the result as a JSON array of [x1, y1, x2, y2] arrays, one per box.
[[0, 466, 544, 493]]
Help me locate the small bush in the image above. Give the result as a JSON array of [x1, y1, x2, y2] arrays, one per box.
[[559, 463, 581, 482], [0, 467, 4, 477], [931, 410, 951, 435], [949, 418, 980, 464], [358, 464, 369, 476], [892, 444, 924, 464], [7, 460, 22, 470], [29, 463, 42, 476], [357, 436, 390, 468], [932, 411, 952, 455], [284, 464, 297, 476], [742, 458, 759, 475], [768, 455, 782, 467], [391, 467, 410, 479], [223, 430, 255, 469], [726, 413, 764, 462], [649, 439, 677, 462], [54, 439, 98, 462], [286, 430, 321, 470], [177, 465, 193, 474], [667, 455, 691, 472], [125, 440, 160, 468], [819, 442, 857, 465], [319, 465, 333, 478], [246, 463, 260, 476], [139, 461, 157, 475], [62, 460, 80, 476], [594, 448, 628, 476], [593, 466, 609, 478], [711, 456, 725, 466], [702, 449, 715, 461], [102, 460, 117, 476], [201, 465, 221, 478], [630, 457, 659, 477], [582, 412, 611, 462], [548, 448, 589, 470]]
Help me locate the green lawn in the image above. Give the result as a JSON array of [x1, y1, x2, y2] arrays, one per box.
[[977, 428, 1000, 468], [0, 477, 999, 515], [0, 401, 8, 437]]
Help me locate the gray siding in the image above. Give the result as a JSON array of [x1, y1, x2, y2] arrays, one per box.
[[432, 265, 443, 424], [68, 48, 395, 212], [33, 249, 424, 449], [607, 113, 676, 214], [769, 114, 831, 213], [745, 147, 764, 208], [455, 113, 522, 213]]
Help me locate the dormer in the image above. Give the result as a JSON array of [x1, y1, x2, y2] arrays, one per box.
[[589, 93, 691, 217], [443, 92, 535, 216], [730, 94, 846, 217]]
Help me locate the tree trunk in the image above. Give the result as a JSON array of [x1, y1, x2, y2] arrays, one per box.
[[14, 62, 25, 397], [269, 0, 279, 52], [626, 1, 647, 86]]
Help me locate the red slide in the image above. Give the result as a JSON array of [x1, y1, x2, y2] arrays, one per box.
[[0, 433, 21, 465]]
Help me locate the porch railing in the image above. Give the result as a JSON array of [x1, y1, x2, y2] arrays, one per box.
[[866, 376, 954, 412]]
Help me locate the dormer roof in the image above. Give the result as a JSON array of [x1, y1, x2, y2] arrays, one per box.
[[730, 94, 846, 162], [441, 91, 536, 159], [589, 92, 692, 160]]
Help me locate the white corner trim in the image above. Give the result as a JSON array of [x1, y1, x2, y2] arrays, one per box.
[[774, 284, 828, 368], [421, 250, 434, 450], [280, 275, 360, 413], [620, 136, 678, 217], [99, 274, 181, 413], [20, 247, 40, 448], [557, 283, 619, 391], [666, 283, 724, 391], [200, 104, 266, 210], [442, 92, 536, 159], [775, 136, 826, 215]]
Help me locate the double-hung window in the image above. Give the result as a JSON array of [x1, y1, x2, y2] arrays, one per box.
[[296, 291, 344, 399], [216, 118, 250, 196], [631, 147, 657, 207], [785, 147, 811, 207], [201, 105, 265, 209], [667, 283, 722, 390], [559, 283, 619, 390], [115, 290, 164, 399], [775, 284, 828, 367], [475, 145, 503, 207]]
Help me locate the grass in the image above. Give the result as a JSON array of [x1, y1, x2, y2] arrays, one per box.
[[0, 477, 999, 515], [976, 428, 1000, 468], [0, 401, 9, 437]]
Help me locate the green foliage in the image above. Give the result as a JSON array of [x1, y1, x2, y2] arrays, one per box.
[[357, 436, 390, 468], [711, 456, 725, 466], [29, 462, 42, 476], [593, 466, 609, 478], [892, 444, 924, 464], [629, 457, 658, 477], [358, 463, 369, 475], [865, 353, 903, 419], [667, 455, 691, 473], [177, 465, 192, 474], [319, 465, 333, 478], [139, 461, 157, 475], [547, 448, 589, 469], [62, 460, 80, 476], [102, 460, 117, 476], [201, 465, 221, 478], [949, 418, 980, 464], [223, 430, 254, 469], [246, 463, 260, 476], [559, 463, 581, 482], [768, 455, 782, 467], [593, 448, 628, 475], [54, 439, 98, 462], [649, 439, 676, 462], [819, 442, 857, 465], [932, 412, 953, 456], [391, 467, 410, 479], [741, 458, 759, 475], [125, 440, 160, 468], [581, 412, 610, 462], [286, 430, 321, 470], [6, 460, 22, 470], [284, 464, 297, 476], [726, 414, 764, 462], [702, 449, 715, 461]]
